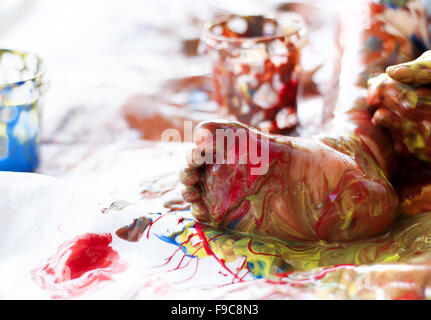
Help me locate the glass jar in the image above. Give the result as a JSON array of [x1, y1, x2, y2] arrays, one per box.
[[0, 49, 44, 172], [201, 14, 305, 134]]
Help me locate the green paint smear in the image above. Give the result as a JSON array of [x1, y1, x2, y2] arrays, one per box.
[[381, 0, 408, 8]]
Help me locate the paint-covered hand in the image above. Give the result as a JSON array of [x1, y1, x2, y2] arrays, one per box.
[[368, 52, 431, 162], [386, 51, 431, 85]]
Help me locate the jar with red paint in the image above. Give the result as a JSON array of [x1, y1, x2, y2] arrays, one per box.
[[201, 13, 306, 134]]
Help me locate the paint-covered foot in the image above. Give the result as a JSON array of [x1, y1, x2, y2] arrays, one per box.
[[180, 120, 398, 242], [180, 120, 276, 224]]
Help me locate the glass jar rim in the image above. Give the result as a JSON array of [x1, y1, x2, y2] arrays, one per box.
[[0, 49, 44, 90], [201, 14, 305, 45]]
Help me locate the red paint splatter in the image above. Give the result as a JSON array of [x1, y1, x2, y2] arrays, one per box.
[[239, 269, 251, 281], [32, 233, 126, 298], [170, 234, 197, 271], [194, 223, 241, 282], [154, 246, 184, 269], [146, 214, 173, 239], [237, 257, 248, 272], [162, 232, 224, 276], [172, 257, 201, 285]]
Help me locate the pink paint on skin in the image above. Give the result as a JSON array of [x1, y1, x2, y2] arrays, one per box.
[[32, 233, 126, 298]]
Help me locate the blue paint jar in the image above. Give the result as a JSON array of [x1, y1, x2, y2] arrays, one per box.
[[0, 49, 44, 172]]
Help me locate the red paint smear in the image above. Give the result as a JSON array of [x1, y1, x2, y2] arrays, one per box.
[[61, 234, 118, 280], [313, 264, 355, 281], [146, 214, 171, 239], [194, 223, 241, 282], [32, 233, 126, 298], [155, 234, 196, 269], [178, 258, 201, 284], [248, 238, 282, 257], [239, 270, 250, 281], [267, 264, 356, 287], [158, 232, 223, 277], [237, 256, 248, 272], [158, 230, 231, 284], [395, 292, 422, 300], [174, 233, 222, 270], [156, 247, 184, 268], [170, 234, 197, 271], [170, 233, 223, 272]]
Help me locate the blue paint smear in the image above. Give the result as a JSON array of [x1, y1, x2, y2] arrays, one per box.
[[154, 233, 196, 258], [365, 35, 383, 52], [0, 86, 11, 95], [0, 104, 39, 172], [412, 33, 429, 52], [247, 262, 263, 279], [155, 233, 179, 246], [227, 218, 240, 230]]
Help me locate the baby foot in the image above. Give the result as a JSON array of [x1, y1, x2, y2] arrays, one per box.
[[180, 120, 398, 242]]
